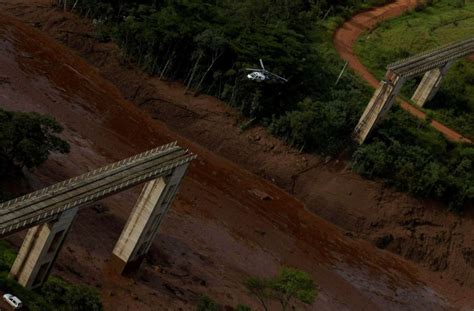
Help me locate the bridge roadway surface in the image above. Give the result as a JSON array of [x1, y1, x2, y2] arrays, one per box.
[[0, 142, 196, 238], [388, 37, 474, 78], [333, 0, 472, 143]]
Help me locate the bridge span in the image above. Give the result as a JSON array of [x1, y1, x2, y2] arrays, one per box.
[[1, 142, 196, 288], [354, 37, 474, 144]]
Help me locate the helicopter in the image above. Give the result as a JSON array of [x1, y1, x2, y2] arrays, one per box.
[[246, 59, 288, 83]]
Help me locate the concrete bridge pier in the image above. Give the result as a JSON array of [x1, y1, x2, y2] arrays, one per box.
[[111, 164, 189, 275], [9, 207, 79, 289], [353, 71, 405, 144], [411, 62, 452, 107]]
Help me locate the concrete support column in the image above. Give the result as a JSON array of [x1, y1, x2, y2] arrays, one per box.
[[412, 62, 452, 107], [353, 72, 405, 144], [111, 164, 189, 275], [9, 207, 78, 289]]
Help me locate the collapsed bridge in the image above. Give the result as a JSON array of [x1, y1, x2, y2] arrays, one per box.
[[354, 37, 474, 144], [0, 142, 196, 289]]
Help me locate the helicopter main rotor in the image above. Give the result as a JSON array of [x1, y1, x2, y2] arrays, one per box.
[[245, 59, 288, 83]]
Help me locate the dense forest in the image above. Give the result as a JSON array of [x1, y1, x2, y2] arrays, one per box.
[[71, 0, 473, 209], [77, 0, 376, 123]]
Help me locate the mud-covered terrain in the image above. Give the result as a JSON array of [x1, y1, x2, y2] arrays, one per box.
[[0, 0, 473, 309]]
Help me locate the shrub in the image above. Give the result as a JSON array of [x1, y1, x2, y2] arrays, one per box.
[[41, 278, 103, 310], [270, 98, 361, 155], [0, 109, 70, 176], [63, 284, 103, 311], [196, 295, 219, 311], [245, 267, 317, 311]]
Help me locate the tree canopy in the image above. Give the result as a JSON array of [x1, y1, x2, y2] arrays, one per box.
[[244, 267, 317, 310], [0, 109, 70, 176]]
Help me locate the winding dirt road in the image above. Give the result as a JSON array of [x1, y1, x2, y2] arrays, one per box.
[[333, 0, 472, 143]]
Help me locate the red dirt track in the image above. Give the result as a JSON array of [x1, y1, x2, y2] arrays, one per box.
[[333, 0, 472, 143]]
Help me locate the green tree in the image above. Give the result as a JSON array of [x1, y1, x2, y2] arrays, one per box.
[[41, 278, 68, 307], [65, 285, 103, 311], [244, 277, 273, 311], [271, 267, 317, 310], [270, 98, 361, 154], [244, 267, 317, 310], [196, 295, 219, 311], [0, 109, 70, 175], [40, 278, 103, 311], [235, 304, 252, 311]]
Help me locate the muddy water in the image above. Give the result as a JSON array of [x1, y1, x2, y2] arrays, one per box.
[[0, 11, 461, 310]]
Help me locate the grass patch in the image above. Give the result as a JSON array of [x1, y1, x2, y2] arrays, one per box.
[[354, 0, 474, 140], [0, 241, 16, 270]]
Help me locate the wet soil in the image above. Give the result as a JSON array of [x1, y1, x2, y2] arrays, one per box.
[[0, 0, 473, 309]]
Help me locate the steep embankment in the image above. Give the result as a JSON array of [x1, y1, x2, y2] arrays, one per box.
[[333, 0, 471, 143], [0, 0, 473, 308], [0, 8, 462, 311]]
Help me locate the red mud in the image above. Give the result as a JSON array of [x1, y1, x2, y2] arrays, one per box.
[[333, 0, 472, 144], [0, 1, 473, 310]]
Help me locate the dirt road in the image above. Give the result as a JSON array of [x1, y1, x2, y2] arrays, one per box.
[[333, 0, 472, 143]]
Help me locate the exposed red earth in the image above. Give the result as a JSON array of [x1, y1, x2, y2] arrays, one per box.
[[333, 0, 472, 144], [0, 0, 473, 310]]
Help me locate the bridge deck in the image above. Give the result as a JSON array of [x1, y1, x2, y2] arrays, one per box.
[[387, 37, 474, 78], [0, 142, 196, 237]]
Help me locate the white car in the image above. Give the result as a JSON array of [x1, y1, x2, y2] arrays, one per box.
[[3, 293, 23, 309]]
